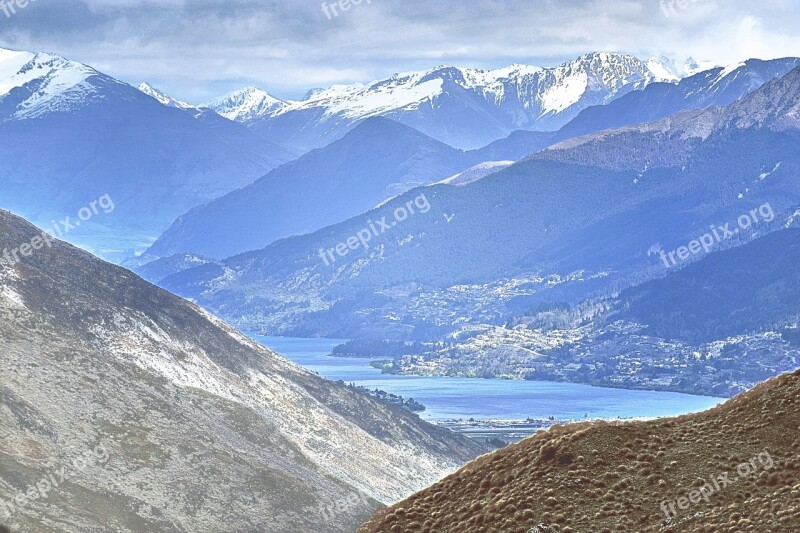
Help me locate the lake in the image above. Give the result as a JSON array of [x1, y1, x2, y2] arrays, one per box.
[[253, 336, 726, 423]]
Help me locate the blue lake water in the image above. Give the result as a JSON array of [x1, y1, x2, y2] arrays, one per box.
[[253, 335, 726, 422]]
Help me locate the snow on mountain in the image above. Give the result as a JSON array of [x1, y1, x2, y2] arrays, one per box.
[[220, 52, 684, 150], [138, 82, 194, 109], [436, 161, 515, 187], [555, 57, 800, 143], [646, 56, 714, 80], [203, 86, 288, 121], [282, 52, 675, 122], [0, 47, 109, 120]]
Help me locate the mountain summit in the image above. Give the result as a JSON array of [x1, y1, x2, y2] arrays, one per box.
[[0, 47, 294, 259], [203, 86, 288, 121], [0, 47, 112, 120]]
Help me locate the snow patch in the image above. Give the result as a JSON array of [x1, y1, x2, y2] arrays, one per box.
[[0, 286, 26, 309], [759, 162, 781, 181], [437, 161, 514, 186], [138, 82, 193, 110]]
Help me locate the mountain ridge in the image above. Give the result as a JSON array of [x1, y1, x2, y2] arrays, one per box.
[[0, 208, 485, 531], [210, 52, 683, 150], [360, 368, 800, 531]]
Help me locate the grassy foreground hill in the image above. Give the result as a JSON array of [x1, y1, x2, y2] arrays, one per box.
[[360, 369, 800, 532]]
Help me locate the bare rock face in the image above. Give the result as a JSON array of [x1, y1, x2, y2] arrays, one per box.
[[0, 210, 485, 532]]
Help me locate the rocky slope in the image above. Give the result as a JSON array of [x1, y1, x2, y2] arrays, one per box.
[[360, 369, 800, 532], [0, 210, 485, 532]]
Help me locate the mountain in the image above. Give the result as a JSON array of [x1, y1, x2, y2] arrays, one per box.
[[157, 67, 800, 339], [133, 253, 214, 285], [0, 208, 485, 532], [145, 58, 796, 264], [557, 57, 800, 140], [539, 64, 800, 169], [138, 82, 193, 110], [146, 117, 474, 259], [203, 87, 288, 122], [436, 58, 800, 164], [619, 228, 800, 344], [360, 368, 800, 532], [219, 52, 680, 150], [0, 47, 294, 260]]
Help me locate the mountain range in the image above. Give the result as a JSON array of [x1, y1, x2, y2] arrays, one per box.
[[205, 52, 685, 150], [0, 48, 294, 260], [0, 208, 484, 532], [146, 57, 800, 262], [5, 47, 796, 266], [156, 67, 800, 343]]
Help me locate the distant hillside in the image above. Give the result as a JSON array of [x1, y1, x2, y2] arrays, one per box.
[[361, 369, 800, 532], [619, 229, 800, 344], [147, 117, 472, 259]]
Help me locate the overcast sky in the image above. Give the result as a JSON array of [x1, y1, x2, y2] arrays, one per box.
[[1, 0, 799, 102]]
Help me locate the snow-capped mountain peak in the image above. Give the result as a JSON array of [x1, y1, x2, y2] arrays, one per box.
[[0, 47, 107, 119], [202, 87, 287, 121], [138, 82, 193, 109]]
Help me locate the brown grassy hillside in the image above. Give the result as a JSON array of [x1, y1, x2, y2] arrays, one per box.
[[360, 369, 800, 532]]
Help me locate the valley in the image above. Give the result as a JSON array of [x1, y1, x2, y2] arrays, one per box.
[[2, 5, 800, 529]]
